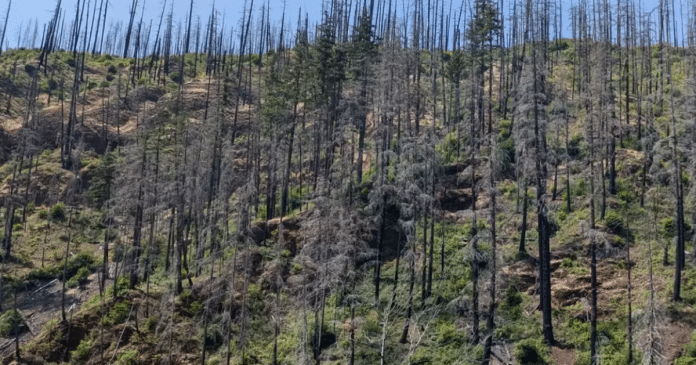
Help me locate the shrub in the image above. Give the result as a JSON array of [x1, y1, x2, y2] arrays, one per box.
[[67, 266, 90, 288], [675, 331, 696, 365], [0, 310, 24, 337], [603, 210, 624, 234], [201, 323, 225, 350], [66, 252, 97, 276], [25, 201, 35, 215], [550, 39, 570, 51], [500, 135, 515, 166], [144, 316, 157, 332], [515, 338, 549, 365], [103, 301, 131, 326], [568, 134, 583, 158], [190, 301, 202, 314], [26, 251, 97, 282], [498, 180, 516, 198], [572, 178, 588, 196], [112, 276, 130, 297], [615, 178, 636, 204], [26, 267, 54, 281], [675, 358, 696, 365], [557, 209, 567, 222], [50, 203, 66, 221], [436, 320, 462, 345], [436, 132, 460, 163], [114, 349, 137, 365], [499, 285, 523, 321], [87, 152, 116, 209], [660, 217, 677, 238], [71, 338, 93, 360]]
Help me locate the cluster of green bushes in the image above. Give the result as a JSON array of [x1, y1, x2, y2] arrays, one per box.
[[26, 251, 98, 283], [71, 338, 93, 361], [37, 202, 67, 221], [66, 267, 91, 288], [101, 300, 132, 326], [0, 309, 24, 337]]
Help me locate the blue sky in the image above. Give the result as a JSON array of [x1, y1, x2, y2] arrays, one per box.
[[3, 0, 324, 50], [0, 0, 683, 51]]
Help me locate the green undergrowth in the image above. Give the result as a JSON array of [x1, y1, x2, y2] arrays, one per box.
[[676, 331, 696, 365], [0, 309, 24, 337], [26, 251, 99, 283]]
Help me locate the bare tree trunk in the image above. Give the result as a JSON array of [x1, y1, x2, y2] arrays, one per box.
[[627, 218, 633, 364], [565, 110, 571, 213], [13, 287, 19, 360], [483, 135, 498, 365], [0, 0, 11, 56], [427, 177, 435, 297], [123, 0, 138, 58], [421, 209, 427, 304], [21, 155, 33, 227], [375, 194, 386, 304], [399, 252, 415, 344], [349, 303, 355, 365], [519, 180, 528, 255], [61, 207, 74, 322], [531, 29, 553, 344], [102, 201, 110, 290], [130, 137, 147, 289]]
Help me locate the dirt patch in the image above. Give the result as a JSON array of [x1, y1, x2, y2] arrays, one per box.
[[502, 259, 537, 293], [551, 345, 577, 365], [615, 149, 643, 177], [503, 246, 635, 321], [0, 117, 22, 134], [553, 273, 591, 308], [662, 320, 692, 363]]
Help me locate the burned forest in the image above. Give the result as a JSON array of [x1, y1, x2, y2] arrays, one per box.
[[1, 0, 696, 363]]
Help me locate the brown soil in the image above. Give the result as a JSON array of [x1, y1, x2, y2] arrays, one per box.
[[551, 345, 577, 365], [662, 320, 693, 363], [0, 116, 22, 134], [0, 75, 229, 154]]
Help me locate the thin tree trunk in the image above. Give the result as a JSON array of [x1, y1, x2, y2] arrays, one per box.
[[427, 178, 435, 297], [399, 253, 415, 344], [519, 180, 528, 255], [483, 142, 497, 364], [627, 219, 633, 364], [61, 207, 74, 322]]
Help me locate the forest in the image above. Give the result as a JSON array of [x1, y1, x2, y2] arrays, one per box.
[[0, 0, 695, 363]]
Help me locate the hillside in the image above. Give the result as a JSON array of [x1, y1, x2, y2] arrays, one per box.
[[1, 1, 696, 364]]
